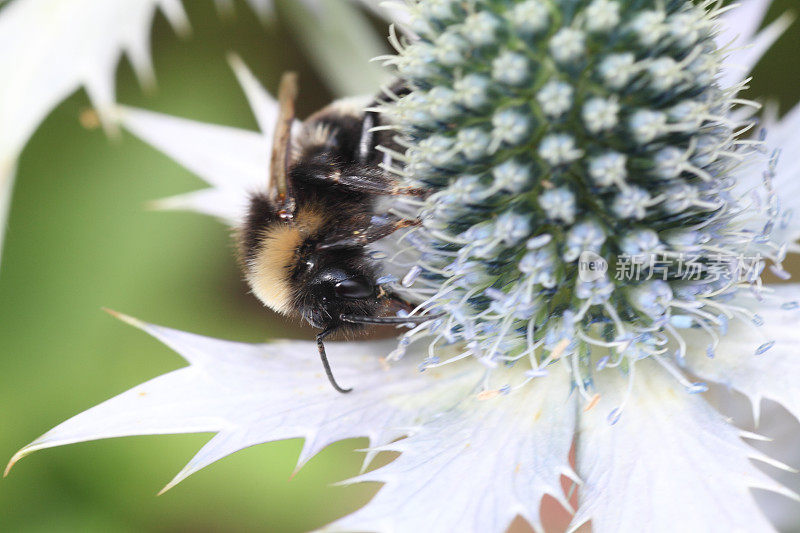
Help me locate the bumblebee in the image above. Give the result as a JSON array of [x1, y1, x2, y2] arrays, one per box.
[[238, 73, 433, 393]]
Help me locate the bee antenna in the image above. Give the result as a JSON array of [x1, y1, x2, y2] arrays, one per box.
[[317, 327, 352, 394], [271, 71, 298, 218], [339, 313, 443, 325]]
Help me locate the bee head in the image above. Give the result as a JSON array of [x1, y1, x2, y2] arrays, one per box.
[[299, 254, 383, 330]]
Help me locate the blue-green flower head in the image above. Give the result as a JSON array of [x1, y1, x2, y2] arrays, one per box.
[[384, 0, 790, 411]]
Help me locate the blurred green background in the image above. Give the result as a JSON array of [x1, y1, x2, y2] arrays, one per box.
[[0, 1, 798, 531]]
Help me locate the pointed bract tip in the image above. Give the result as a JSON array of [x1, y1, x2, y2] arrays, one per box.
[[786, 488, 800, 503], [157, 475, 184, 496], [137, 74, 158, 97], [158, 462, 200, 496], [540, 491, 575, 519], [226, 52, 244, 70], [290, 453, 312, 480], [562, 467, 582, 485], [5, 447, 31, 478], [167, 9, 192, 40], [749, 395, 763, 428], [143, 198, 167, 212], [143, 194, 199, 214], [330, 475, 364, 488], [565, 515, 593, 533], [102, 308, 146, 330], [359, 455, 375, 475], [97, 110, 122, 141], [142, 196, 188, 212], [775, 10, 797, 30], [740, 430, 772, 442]]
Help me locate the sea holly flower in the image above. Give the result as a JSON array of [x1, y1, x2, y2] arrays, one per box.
[[8, 0, 800, 531]]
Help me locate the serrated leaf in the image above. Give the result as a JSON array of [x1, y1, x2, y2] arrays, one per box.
[[328, 366, 577, 533], [572, 359, 795, 533], [7, 314, 482, 494], [684, 284, 800, 425]]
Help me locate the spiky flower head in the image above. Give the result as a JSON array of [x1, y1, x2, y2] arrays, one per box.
[[382, 0, 790, 414]]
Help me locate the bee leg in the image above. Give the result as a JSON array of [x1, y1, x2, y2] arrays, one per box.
[[317, 215, 420, 250], [339, 312, 444, 325], [317, 326, 352, 394]]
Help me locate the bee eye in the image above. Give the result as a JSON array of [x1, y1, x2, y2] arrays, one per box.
[[334, 277, 374, 299]]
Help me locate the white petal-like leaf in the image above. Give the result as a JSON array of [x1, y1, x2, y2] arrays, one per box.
[[356, 0, 411, 27], [572, 359, 794, 533], [328, 367, 577, 533], [118, 106, 266, 191], [117, 105, 266, 224], [0, 0, 188, 269], [0, 0, 187, 144], [227, 54, 280, 143], [712, 1, 797, 250], [716, 0, 772, 55], [683, 284, 800, 424], [150, 187, 255, 226], [717, 0, 792, 89], [708, 392, 800, 530], [749, 402, 800, 531], [7, 313, 482, 494], [760, 103, 800, 251], [0, 159, 16, 270], [764, 103, 800, 168], [117, 58, 283, 225], [731, 104, 800, 252]]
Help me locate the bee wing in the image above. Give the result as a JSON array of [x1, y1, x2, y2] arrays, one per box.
[[316, 214, 419, 250], [293, 164, 425, 197], [269, 72, 299, 214]]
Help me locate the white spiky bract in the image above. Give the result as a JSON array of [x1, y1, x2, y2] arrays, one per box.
[[8, 0, 800, 532], [0, 0, 396, 271], [118, 55, 277, 225], [573, 358, 797, 533], [0, 0, 189, 271], [6, 313, 484, 493]]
